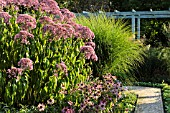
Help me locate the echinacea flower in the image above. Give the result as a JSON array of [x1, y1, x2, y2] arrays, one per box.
[[47, 98, 54, 105], [98, 100, 107, 111], [37, 103, 45, 112], [68, 101, 73, 106], [62, 106, 75, 113]]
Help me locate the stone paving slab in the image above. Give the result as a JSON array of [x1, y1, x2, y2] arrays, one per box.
[[126, 86, 164, 113]]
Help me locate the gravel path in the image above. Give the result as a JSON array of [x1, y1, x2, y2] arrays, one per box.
[[126, 86, 164, 113]]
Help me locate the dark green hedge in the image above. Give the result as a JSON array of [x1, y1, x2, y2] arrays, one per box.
[[56, 0, 170, 12]]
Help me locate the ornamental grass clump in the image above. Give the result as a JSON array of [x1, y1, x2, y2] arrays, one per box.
[[0, 0, 97, 111], [76, 14, 145, 82]]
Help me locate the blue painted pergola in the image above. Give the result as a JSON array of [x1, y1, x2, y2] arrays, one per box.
[[75, 9, 170, 39]]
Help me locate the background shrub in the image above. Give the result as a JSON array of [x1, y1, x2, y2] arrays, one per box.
[[134, 47, 170, 83], [55, 0, 170, 12]]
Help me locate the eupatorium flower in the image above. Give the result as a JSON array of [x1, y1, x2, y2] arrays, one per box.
[[17, 14, 36, 30], [80, 46, 94, 53], [0, 12, 11, 24], [60, 8, 75, 22], [77, 26, 95, 40], [7, 67, 23, 79], [56, 61, 68, 76], [61, 24, 75, 39], [85, 42, 96, 49], [0, 0, 6, 9], [43, 23, 74, 39], [14, 30, 34, 45], [18, 58, 33, 70], [11, 0, 39, 7], [68, 21, 95, 40], [39, 16, 55, 24], [80, 46, 98, 61], [35, 0, 60, 14]]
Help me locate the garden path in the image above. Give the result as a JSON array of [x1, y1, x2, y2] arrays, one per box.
[[126, 86, 164, 113]]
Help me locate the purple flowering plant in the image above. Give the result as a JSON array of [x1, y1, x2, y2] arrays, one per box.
[[62, 73, 127, 113], [0, 0, 135, 112], [0, 0, 97, 109]]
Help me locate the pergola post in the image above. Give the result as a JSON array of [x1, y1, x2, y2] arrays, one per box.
[[137, 17, 141, 39], [132, 15, 136, 39]]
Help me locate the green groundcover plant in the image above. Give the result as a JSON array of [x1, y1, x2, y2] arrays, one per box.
[[0, 0, 136, 112]]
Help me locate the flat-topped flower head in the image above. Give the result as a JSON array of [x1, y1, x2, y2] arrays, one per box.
[[60, 8, 75, 21], [39, 16, 55, 25], [85, 42, 96, 49], [0, 12, 11, 24], [18, 58, 33, 70], [17, 14, 36, 30], [80, 46, 98, 61], [0, 1, 6, 10], [74, 25, 95, 40], [7, 67, 23, 79], [35, 0, 60, 15], [12, 0, 39, 7], [61, 24, 75, 39], [14, 30, 34, 45]]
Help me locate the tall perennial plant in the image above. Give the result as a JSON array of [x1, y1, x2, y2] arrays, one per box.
[[0, 0, 98, 111]]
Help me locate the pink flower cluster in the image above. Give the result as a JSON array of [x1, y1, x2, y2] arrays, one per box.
[[71, 73, 124, 112], [35, 0, 60, 14], [0, 1, 6, 10], [68, 21, 95, 40], [17, 14, 36, 30], [0, 0, 39, 8], [0, 0, 95, 41], [0, 12, 11, 24], [56, 61, 68, 76], [62, 106, 75, 113], [14, 0, 39, 7], [43, 23, 75, 40], [85, 41, 96, 49], [7, 67, 23, 79], [80, 45, 98, 61], [18, 58, 33, 70], [14, 30, 34, 45], [39, 16, 55, 25], [60, 8, 75, 22]]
